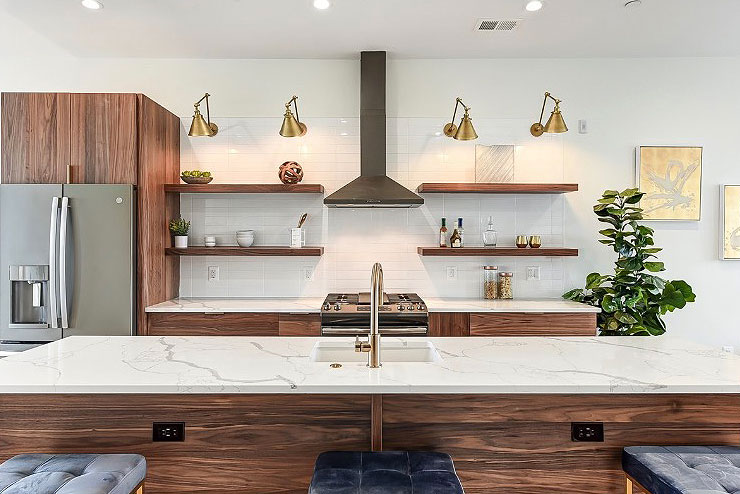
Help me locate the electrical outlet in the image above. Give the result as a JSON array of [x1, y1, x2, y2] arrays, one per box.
[[152, 422, 185, 442], [302, 266, 315, 281], [571, 422, 604, 442], [723, 345, 735, 354], [446, 266, 458, 280], [207, 266, 219, 282], [578, 119, 588, 134], [526, 266, 541, 281]]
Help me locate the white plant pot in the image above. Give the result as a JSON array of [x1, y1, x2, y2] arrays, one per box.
[[174, 235, 189, 249]]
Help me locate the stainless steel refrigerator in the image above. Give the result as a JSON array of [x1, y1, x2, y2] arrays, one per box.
[[0, 184, 136, 351]]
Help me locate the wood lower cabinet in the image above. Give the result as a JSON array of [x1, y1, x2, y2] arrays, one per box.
[[147, 312, 280, 336], [278, 313, 321, 336], [469, 312, 597, 336], [1, 93, 70, 184], [430, 311, 596, 337], [428, 312, 470, 336], [147, 312, 321, 337]]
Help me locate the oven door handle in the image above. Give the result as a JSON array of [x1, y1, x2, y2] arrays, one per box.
[[321, 326, 428, 334]]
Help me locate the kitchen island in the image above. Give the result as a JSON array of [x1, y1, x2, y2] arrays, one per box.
[[1, 336, 738, 493]]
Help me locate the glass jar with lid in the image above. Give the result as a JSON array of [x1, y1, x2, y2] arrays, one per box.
[[498, 272, 514, 299], [483, 266, 498, 299]]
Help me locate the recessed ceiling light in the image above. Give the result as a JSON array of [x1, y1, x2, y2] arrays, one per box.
[[313, 0, 331, 10], [525, 0, 544, 12], [81, 0, 103, 9]]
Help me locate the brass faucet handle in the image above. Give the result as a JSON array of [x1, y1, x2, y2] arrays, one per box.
[[354, 336, 371, 353]]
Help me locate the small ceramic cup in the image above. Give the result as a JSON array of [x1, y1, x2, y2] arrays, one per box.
[[204, 235, 216, 247], [528, 235, 542, 248], [515, 235, 528, 248]]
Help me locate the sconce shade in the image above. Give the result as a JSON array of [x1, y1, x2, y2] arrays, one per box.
[[280, 110, 304, 137], [544, 108, 568, 134], [189, 108, 217, 137], [454, 114, 478, 141]]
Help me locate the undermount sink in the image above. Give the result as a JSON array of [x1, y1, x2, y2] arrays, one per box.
[[310, 340, 442, 363]]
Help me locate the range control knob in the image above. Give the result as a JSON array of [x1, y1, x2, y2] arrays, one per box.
[[397, 304, 404, 311], [323, 303, 330, 310], [418, 304, 425, 311], [334, 304, 341, 311]]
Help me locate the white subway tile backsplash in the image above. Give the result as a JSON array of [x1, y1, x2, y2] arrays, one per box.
[[180, 116, 566, 299]]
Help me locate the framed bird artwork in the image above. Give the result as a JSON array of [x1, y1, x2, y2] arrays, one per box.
[[721, 185, 740, 260], [636, 146, 702, 221]]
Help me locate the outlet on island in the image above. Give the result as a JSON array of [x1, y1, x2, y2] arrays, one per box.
[[571, 422, 604, 442], [152, 422, 185, 442]]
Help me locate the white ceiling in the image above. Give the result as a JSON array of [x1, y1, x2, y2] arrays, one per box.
[[4, 0, 740, 59]]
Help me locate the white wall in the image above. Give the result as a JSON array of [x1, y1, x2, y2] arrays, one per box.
[[2, 19, 740, 349]]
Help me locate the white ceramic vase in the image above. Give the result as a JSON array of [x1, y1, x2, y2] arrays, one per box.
[[174, 235, 189, 249]]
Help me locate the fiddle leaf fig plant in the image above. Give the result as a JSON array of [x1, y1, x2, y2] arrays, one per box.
[[563, 188, 695, 335]]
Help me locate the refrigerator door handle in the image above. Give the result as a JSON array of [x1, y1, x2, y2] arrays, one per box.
[[48, 197, 60, 329], [59, 196, 70, 329]]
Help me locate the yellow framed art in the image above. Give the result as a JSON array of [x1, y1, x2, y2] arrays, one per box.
[[636, 146, 702, 221]]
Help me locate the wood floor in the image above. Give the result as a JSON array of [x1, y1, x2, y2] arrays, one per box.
[[0, 393, 737, 493]]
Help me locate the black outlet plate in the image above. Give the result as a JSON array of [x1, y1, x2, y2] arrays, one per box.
[[571, 422, 604, 442], [152, 422, 185, 442]]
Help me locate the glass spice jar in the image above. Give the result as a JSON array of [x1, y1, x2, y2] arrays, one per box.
[[483, 266, 498, 299], [498, 272, 514, 299]]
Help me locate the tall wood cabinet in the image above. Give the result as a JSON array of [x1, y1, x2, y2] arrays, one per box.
[[1, 92, 181, 333]]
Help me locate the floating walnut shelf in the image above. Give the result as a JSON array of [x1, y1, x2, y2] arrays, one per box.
[[164, 184, 325, 193], [416, 183, 578, 194], [166, 246, 324, 257], [417, 247, 579, 257]]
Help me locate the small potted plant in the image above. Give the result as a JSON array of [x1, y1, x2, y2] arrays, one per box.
[[169, 218, 191, 249]]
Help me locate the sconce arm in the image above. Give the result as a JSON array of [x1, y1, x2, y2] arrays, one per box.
[[450, 97, 471, 127], [537, 92, 561, 125], [285, 95, 301, 123], [194, 93, 213, 126]]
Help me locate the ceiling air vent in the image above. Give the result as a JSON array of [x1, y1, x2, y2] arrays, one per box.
[[475, 19, 521, 32]]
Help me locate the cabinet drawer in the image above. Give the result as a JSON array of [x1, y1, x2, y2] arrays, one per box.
[[278, 313, 321, 336], [469, 312, 597, 336], [147, 312, 279, 336]]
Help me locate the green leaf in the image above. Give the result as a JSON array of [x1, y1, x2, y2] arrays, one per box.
[[670, 280, 696, 303], [614, 311, 638, 324], [602, 190, 619, 197], [586, 273, 605, 289], [599, 229, 617, 237], [562, 289, 584, 301], [621, 187, 640, 197], [601, 294, 618, 313], [644, 261, 665, 272], [624, 192, 645, 204]]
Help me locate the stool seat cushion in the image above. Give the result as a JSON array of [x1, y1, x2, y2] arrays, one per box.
[[623, 446, 740, 494], [0, 454, 146, 494], [309, 451, 463, 494]]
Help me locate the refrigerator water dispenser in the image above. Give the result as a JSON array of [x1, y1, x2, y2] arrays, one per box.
[[9, 265, 49, 328]]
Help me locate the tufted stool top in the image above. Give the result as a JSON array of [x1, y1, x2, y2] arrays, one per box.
[[309, 451, 464, 494], [0, 454, 146, 494], [623, 446, 740, 494]]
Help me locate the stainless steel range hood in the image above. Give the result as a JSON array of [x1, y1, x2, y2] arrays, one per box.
[[324, 51, 424, 208]]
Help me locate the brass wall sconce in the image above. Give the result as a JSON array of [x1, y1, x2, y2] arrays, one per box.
[[443, 97, 478, 141], [279, 95, 308, 137], [530, 92, 568, 137], [188, 93, 218, 137]]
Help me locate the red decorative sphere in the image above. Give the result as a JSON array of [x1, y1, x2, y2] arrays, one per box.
[[279, 161, 304, 184]]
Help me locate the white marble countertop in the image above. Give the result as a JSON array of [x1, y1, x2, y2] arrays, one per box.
[[145, 297, 599, 313], [0, 336, 737, 394]]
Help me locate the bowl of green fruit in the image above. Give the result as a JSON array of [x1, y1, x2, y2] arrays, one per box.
[[181, 170, 213, 184]]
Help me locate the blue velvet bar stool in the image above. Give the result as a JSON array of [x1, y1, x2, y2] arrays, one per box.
[[623, 446, 740, 494], [309, 451, 464, 494], [0, 454, 146, 494]]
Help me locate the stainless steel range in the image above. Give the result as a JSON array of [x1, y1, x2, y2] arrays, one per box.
[[320, 293, 428, 336]]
